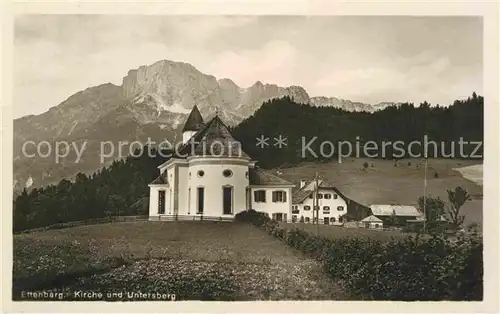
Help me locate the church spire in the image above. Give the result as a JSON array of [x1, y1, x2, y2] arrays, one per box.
[[182, 105, 204, 133]]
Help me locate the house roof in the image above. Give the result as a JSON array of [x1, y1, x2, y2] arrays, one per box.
[[370, 205, 420, 217], [177, 114, 250, 158], [292, 190, 311, 204], [182, 105, 204, 132], [292, 179, 350, 204], [249, 168, 294, 186], [318, 180, 338, 189], [149, 171, 168, 185], [361, 215, 383, 223], [295, 179, 340, 191]]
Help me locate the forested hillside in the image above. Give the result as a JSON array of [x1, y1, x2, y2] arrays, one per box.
[[13, 93, 483, 231], [232, 93, 483, 168], [13, 149, 169, 232]]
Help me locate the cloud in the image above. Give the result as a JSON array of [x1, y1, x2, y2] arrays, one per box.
[[207, 40, 298, 87], [314, 53, 470, 105], [13, 15, 482, 117], [158, 16, 258, 48]]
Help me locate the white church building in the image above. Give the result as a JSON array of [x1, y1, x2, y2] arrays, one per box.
[[148, 105, 295, 221]]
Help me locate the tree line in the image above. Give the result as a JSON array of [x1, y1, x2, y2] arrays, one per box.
[[13, 148, 169, 232], [13, 93, 483, 231], [231, 93, 483, 168]]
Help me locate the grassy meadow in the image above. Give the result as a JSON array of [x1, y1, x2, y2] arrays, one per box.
[[13, 221, 347, 301], [277, 158, 483, 226], [278, 222, 411, 242]]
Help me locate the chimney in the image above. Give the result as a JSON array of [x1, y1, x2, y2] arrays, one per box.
[[300, 180, 306, 189]]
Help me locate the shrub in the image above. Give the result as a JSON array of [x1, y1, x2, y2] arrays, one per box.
[[466, 222, 480, 234], [234, 209, 270, 227], [240, 210, 483, 301]]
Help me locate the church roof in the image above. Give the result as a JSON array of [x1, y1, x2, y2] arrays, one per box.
[[249, 168, 294, 186], [149, 171, 168, 185], [177, 114, 250, 158], [182, 105, 204, 132]]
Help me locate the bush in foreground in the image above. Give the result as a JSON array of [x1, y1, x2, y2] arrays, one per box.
[[242, 210, 483, 301]]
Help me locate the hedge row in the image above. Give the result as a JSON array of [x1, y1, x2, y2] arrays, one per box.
[[235, 210, 483, 301]]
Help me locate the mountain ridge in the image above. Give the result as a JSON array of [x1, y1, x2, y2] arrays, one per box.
[[13, 59, 400, 191]]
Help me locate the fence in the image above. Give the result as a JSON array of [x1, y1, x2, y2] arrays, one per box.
[[16, 215, 149, 234], [151, 215, 235, 222], [16, 214, 384, 234]]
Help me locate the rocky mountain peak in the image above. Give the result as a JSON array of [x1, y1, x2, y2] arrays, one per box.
[[14, 58, 398, 191]]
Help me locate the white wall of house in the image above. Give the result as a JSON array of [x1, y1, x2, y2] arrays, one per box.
[[165, 166, 175, 213], [186, 157, 250, 217], [148, 185, 169, 219], [149, 156, 295, 221], [149, 186, 159, 216], [177, 165, 188, 214], [250, 186, 293, 220], [292, 188, 348, 224], [150, 157, 250, 219], [365, 221, 383, 229]]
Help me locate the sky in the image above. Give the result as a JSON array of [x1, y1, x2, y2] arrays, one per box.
[[14, 15, 483, 118]]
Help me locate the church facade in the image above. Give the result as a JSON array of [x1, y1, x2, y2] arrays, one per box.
[[148, 105, 295, 221]]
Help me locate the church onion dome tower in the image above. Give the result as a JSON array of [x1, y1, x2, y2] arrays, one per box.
[[182, 105, 204, 144]]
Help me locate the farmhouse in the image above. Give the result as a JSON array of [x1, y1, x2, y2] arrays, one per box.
[[369, 204, 422, 225], [148, 105, 294, 221], [360, 215, 384, 229], [291, 179, 349, 225]]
